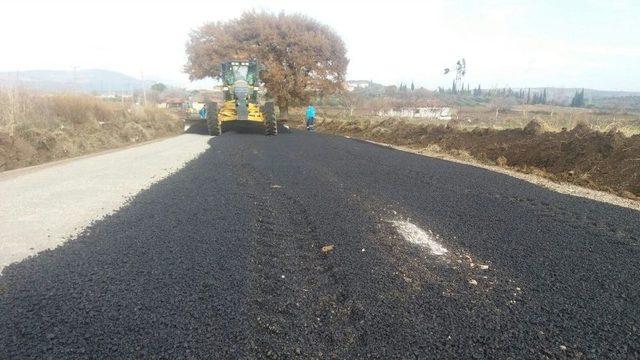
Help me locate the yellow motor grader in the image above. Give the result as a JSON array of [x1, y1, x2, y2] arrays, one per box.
[[205, 61, 278, 136]]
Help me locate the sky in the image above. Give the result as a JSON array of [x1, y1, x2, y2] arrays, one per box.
[[1, 0, 639, 91]]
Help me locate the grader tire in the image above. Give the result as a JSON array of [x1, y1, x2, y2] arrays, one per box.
[[206, 102, 221, 136], [263, 102, 277, 136]]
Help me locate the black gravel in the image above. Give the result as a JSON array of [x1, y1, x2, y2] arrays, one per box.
[[1, 131, 639, 359]]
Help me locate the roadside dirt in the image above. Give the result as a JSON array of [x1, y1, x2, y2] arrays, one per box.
[[315, 117, 640, 200]]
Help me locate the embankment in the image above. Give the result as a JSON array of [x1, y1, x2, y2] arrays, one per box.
[[0, 90, 183, 171]]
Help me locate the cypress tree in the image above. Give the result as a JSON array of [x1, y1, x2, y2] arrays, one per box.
[[570, 89, 585, 107]]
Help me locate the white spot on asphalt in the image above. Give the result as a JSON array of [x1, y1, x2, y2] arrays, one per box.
[[390, 220, 448, 256]]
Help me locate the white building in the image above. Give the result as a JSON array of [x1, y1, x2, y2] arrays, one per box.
[[377, 107, 452, 121], [346, 80, 371, 92]]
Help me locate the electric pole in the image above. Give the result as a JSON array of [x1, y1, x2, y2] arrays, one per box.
[[72, 66, 78, 92], [140, 69, 147, 106]]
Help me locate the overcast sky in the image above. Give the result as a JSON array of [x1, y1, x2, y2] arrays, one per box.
[[1, 0, 639, 91]]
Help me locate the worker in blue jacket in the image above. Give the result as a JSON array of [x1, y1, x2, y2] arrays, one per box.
[[306, 103, 316, 130], [199, 104, 207, 119]]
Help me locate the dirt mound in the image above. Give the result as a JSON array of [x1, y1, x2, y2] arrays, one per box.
[[570, 122, 593, 135], [523, 119, 552, 135], [318, 117, 640, 198], [0, 134, 35, 171]]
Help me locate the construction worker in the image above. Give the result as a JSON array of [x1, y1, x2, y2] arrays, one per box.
[[306, 103, 316, 130], [199, 104, 207, 120]]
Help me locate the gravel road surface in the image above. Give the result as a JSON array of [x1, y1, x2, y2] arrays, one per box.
[[1, 131, 638, 358], [0, 134, 210, 271]]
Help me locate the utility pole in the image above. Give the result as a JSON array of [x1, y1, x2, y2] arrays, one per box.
[[442, 58, 466, 95], [140, 69, 147, 106], [72, 66, 78, 92]]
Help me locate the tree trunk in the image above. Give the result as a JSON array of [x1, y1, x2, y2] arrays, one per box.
[[279, 103, 289, 122]]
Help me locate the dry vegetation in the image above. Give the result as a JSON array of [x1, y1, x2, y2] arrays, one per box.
[[308, 104, 640, 136], [454, 105, 640, 136], [0, 89, 183, 171], [311, 114, 640, 199]]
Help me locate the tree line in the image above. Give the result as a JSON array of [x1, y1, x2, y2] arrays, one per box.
[[432, 84, 588, 108]]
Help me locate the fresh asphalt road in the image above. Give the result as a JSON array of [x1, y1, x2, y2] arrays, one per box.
[[1, 130, 639, 358]]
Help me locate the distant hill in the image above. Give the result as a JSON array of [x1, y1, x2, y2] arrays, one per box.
[[0, 69, 154, 94]]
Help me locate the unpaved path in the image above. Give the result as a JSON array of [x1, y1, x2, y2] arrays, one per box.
[[1, 131, 639, 358], [0, 134, 210, 272]]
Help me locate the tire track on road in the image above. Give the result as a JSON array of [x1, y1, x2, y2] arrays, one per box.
[[236, 148, 359, 358]]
